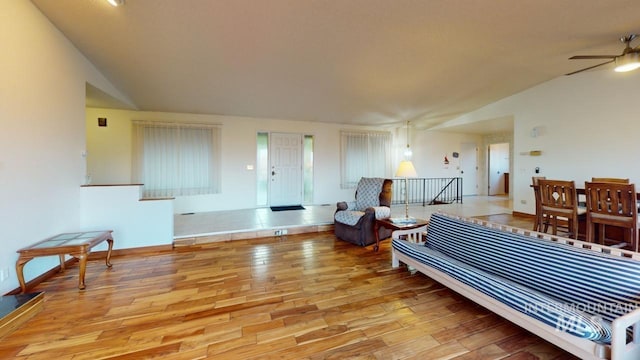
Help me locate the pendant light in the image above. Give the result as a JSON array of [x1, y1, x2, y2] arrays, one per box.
[[403, 121, 413, 159]]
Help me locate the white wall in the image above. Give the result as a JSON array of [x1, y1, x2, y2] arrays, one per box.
[[409, 130, 483, 180], [86, 107, 491, 213], [441, 68, 640, 215], [86, 108, 399, 213], [80, 186, 173, 250], [0, 2, 126, 294]]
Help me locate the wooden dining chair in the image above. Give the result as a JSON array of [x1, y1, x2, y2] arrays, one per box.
[[591, 177, 630, 184], [537, 179, 585, 239], [531, 176, 546, 231], [584, 181, 639, 251]]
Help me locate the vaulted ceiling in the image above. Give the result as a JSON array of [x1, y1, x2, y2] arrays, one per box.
[[32, 0, 640, 129]]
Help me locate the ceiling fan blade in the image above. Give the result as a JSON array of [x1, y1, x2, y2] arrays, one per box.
[[569, 55, 617, 59], [565, 59, 614, 76]]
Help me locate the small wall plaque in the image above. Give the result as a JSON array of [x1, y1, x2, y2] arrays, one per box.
[[98, 117, 107, 127]]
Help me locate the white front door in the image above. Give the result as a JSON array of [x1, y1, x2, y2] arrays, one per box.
[[269, 133, 303, 206]]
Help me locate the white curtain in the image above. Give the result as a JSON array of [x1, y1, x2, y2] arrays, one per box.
[[132, 121, 221, 198], [340, 130, 391, 189]]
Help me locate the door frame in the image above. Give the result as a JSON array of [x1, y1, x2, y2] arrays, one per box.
[[488, 142, 510, 196], [268, 132, 304, 207]]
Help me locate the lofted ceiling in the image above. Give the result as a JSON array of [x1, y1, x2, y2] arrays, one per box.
[[32, 0, 640, 129]]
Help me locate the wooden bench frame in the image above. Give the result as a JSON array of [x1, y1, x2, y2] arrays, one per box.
[[392, 215, 640, 360]]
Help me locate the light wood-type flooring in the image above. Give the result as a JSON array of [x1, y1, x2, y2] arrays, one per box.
[[0, 214, 579, 359]]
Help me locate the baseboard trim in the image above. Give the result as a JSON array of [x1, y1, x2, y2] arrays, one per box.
[[0, 292, 44, 338], [173, 224, 335, 247], [5, 245, 174, 295], [512, 211, 535, 219], [5, 259, 78, 295], [88, 244, 174, 260]]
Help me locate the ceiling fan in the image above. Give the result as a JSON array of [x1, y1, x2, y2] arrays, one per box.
[[566, 34, 640, 75]]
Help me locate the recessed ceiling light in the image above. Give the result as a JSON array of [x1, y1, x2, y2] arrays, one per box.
[[107, 0, 125, 6]]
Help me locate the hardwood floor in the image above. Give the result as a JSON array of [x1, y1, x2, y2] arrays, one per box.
[[0, 214, 578, 359]]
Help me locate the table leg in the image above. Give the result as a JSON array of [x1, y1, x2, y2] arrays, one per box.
[[374, 222, 381, 252], [58, 254, 66, 271], [15, 257, 31, 293], [105, 238, 113, 268], [77, 253, 87, 290]]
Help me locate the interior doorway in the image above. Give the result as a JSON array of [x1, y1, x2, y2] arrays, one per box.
[[488, 142, 510, 196], [460, 142, 478, 196]]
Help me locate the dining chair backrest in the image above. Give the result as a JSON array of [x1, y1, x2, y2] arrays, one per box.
[[538, 179, 579, 213], [537, 179, 583, 238], [584, 181, 638, 251], [591, 177, 630, 184], [531, 176, 546, 231], [532, 177, 546, 186]]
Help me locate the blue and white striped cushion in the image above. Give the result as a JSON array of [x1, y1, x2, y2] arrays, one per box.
[[422, 213, 640, 343], [393, 239, 611, 342]]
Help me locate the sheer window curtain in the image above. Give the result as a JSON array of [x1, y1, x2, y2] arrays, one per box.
[[132, 121, 221, 198], [340, 130, 391, 189]]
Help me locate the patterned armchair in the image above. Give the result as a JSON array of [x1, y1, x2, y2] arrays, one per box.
[[334, 177, 393, 246]]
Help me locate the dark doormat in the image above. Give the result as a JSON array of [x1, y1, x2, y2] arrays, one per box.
[[270, 205, 305, 211]]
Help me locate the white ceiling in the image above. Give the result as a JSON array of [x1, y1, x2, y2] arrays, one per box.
[[32, 0, 640, 129], [431, 116, 514, 135]]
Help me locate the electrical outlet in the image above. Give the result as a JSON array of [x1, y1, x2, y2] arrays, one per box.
[[274, 230, 282, 236]]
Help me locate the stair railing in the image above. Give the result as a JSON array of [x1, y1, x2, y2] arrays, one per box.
[[392, 177, 463, 206]]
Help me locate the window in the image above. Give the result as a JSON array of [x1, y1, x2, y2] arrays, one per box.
[[132, 121, 221, 198], [340, 130, 391, 189], [303, 135, 314, 204], [256, 132, 269, 206]]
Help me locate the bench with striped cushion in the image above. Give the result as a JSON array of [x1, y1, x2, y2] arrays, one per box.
[[392, 212, 640, 360]]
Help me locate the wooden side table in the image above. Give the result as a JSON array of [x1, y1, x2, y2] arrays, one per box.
[[374, 218, 429, 251], [16, 231, 114, 292]]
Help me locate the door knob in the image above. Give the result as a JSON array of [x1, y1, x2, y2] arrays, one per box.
[[272, 171, 276, 176]]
